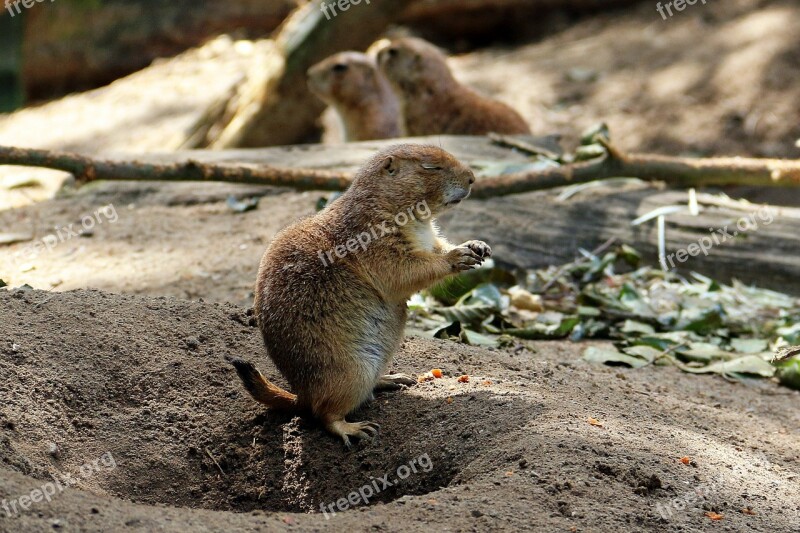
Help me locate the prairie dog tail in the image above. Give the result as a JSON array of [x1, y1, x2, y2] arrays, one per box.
[[228, 358, 297, 411]]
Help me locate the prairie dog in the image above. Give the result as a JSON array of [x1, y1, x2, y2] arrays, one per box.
[[307, 52, 403, 141], [377, 37, 531, 136], [231, 144, 491, 446]]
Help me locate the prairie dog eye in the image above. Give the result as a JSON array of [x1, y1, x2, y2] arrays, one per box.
[[421, 164, 441, 170], [332, 63, 349, 73]]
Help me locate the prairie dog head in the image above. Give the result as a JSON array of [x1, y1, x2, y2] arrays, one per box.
[[308, 52, 389, 109], [376, 37, 456, 93], [352, 145, 475, 216]]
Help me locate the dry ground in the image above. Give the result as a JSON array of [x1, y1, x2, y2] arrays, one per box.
[[0, 288, 798, 532]]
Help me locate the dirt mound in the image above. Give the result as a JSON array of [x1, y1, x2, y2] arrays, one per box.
[[1, 288, 798, 531]]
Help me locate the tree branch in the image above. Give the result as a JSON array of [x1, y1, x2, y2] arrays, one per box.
[[471, 141, 800, 198], [0, 145, 352, 192], [2, 143, 800, 198]]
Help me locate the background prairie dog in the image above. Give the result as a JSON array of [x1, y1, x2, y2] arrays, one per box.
[[231, 144, 491, 446], [377, 37, 531, 136], [307, 52, 403, 141]]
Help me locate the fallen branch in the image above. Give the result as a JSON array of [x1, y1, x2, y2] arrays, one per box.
[[471, 139, 800, 198], [0, 146, 351, 192], [2, 142, 800, 197]]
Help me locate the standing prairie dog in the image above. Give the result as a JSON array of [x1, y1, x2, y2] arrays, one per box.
[[377, 37, 531, 136], [231, 144, 491, 446], [307, 52, 403, 141]]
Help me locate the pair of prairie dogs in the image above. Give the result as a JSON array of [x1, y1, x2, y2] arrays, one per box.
[[307, 37, 531, 141]]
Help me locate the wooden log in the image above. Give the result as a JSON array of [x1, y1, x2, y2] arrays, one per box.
[[21, 0, 295, 101], [443, 187, 800, 296], [56, 137, 800, 295], [204, 0, 417, 148]]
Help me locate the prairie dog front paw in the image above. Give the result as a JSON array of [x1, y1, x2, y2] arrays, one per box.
[[446, 245, 485, 272], [462, 240, 492, 259]]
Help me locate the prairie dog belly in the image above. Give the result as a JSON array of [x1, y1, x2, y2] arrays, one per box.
[[411, 220, 440, 252]]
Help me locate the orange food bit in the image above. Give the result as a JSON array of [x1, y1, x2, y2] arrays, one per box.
[[431, 368, 443, 378], [457, 375, 470, 383], [680, 456, 691, 465], [588, 417, 604, 427], [704, 512, 723, 521]]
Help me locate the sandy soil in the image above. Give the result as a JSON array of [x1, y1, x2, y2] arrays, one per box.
[[1, 288, 798, 532]]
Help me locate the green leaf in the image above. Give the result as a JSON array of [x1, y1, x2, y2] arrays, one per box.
[[574, 144, 607, 162], [463, 329, 498, 347], [677, 342, 735, 363], [730, 338, 769, 354], [620, 319, 655, 335], [681, 305, 725, 335], [618, 245, 641, 267], [435, 305, 496, 328], [506, 316, 579, 340], [673, 355, 776, 378], [428, 261, 515, 305], [0, 279, 6, 288], [623, 345, 663, 363], [777, 324, 800, 345], [580, 122, 611, 145], [578, 306, 601, 317], [583, 346, 650, 368], [457, 283, 504, 309]]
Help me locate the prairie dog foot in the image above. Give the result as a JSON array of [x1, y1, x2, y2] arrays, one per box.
[[375, 373, 416, 391], [326, 419, 381, 448]]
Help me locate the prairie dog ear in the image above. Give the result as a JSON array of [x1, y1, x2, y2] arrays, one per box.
[[384, 156, 398, 175]]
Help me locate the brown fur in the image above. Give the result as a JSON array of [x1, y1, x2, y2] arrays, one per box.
[[377, 37, 531, 136], [233, 144, 491, 446], [307, 52, 403, 141]]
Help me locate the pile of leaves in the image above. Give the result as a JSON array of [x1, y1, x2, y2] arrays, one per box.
[[408, 244, 800, 390]]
